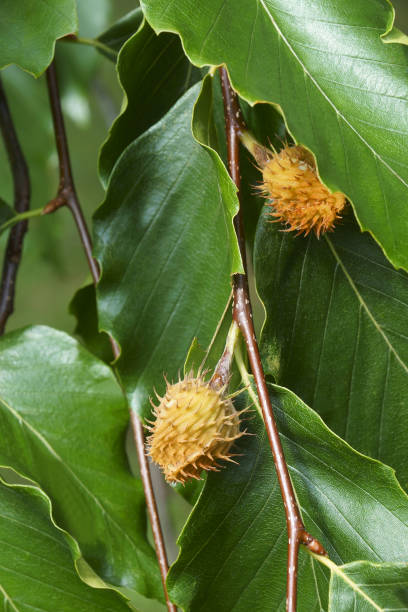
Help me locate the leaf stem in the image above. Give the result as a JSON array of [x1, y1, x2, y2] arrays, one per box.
[[45, 61, 176, 612], [0, 207, 44, 235], [219, 66, 326, 612], [61, 34, 117, 60], [0, 76, 31, 335], [130, 412, 177, 612]]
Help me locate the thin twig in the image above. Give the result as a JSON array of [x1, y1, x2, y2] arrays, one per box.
[[219, 66, 326, 612], [0, 207, 44, 234], [0, 76, 30, 335], [131, 412, 177, 612], [45, 61, 100, 283], [60, 33, 117, 60], [45, 60, 176, 612]]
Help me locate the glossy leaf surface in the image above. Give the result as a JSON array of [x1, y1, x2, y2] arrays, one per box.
[[0, 480, 129, 611], [141, 0, 408, 271], [94, 82, 241, 419], [326, 559, 408, 611], [0, 326, 161, 602], [97, 8, 144, 56], [0, 0, 77, 76], [99, 19, 200, 185], [167, 384, 408, 611], [70, 283, 113, 363], [255, 212, 408, 489]]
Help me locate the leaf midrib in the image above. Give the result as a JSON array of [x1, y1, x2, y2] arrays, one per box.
[[257, 0, 408, 193], [0, 583, 19, 612], [332, 565, 382, 611], [276, 400, 408, 537], [0, 397, 144, 564], [325, 236, 408, 376], [318, 557, 408, 611]]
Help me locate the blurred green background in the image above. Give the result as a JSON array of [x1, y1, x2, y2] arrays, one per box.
[[0, 0, 135, 334], [0, 0, 407, 336]]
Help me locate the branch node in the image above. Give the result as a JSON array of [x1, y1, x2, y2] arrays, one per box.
[[42, 196, 66, 215], [46, 61, 99, 284]]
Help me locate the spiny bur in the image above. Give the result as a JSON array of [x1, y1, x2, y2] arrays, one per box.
[[147, 372, 244, 484], [261, 144, 346, 237]]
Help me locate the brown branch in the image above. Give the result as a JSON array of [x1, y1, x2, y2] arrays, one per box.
[[131, 412, 177, 612], [45, 60, 176, 612], [219, 66, 326, 612], [0, 76, 30, 335], [45, 62, 100, 284]]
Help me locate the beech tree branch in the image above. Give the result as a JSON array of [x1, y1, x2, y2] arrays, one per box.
[[0, 76, 30, 335], [45, 62, 99, 283], [45, 60, 176, 612], [131, 412, 177, 612], [219, 66, 326, 612]]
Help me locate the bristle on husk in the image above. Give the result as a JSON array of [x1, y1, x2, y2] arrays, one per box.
[[261, 145, 346, 237], [147, 374, 242, 484]]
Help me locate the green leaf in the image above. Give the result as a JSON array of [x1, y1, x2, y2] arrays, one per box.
[[200, 70, 287, 248], [0, 480, 130, 611], [141, 0, 408, 271], [98, 19, 201, 186], [0, 207, 44, 237], [183, 337, 207, 377], [0, 0, 77, 76], [382, 25, 408, 45], [69, 283, 113, 363], [324, 558, 408, 611], [97, 8, 144, 56], [0, 326, 162, 602], [192, 75, 242, 275], [167, 383, 408, 611], [94, 81, 241, 419], [255, 212, 408, 489]]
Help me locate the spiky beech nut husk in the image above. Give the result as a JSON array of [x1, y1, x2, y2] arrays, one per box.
[[261, 144, 346, 237], [147, 374, 242, 484]]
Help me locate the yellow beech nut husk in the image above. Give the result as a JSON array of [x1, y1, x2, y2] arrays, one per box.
[[147, 373, 243, 484], [261, 144, 346, 237]]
